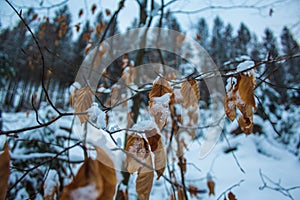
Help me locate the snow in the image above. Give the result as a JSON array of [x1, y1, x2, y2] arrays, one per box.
[[70, 183, 100, 200], [87, 102, 106, 129], [44, 170, 60, 199], [2, 107, 300, 200], [236, 60, 255, 74]]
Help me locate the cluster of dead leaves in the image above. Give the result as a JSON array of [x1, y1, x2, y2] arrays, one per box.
[[124, 127, 166, 200], [224, 73, 256, 135], [149, 78, 200, 132]]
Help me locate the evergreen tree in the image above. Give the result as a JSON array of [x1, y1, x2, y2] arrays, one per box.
[[223, 23, 235, 67], [195, 18, 209, 49], [250, 34, 262, 62], [235, 22, 251, 56], [210, 16, 226, 68], [280, 26, 300, 104]]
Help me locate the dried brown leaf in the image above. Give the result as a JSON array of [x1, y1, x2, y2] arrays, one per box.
[[149, 78, 174, 129], [188, 185, 198, 198], [136, 171, 154, 200], [177, 188, 186, 200], [238, 73, 256, 108], [176, 34, 186, 46], [0, 143, 10, 200], [61, 147, 116, 200], [228, 191, 237, 200], [71, 86, 93, 123], [149, 78, 173, 107], [136, 140, 154, 200], [75, 24, 80, 32], [32, 13, 38, 21], [180, 80, 200, 108], [78, 9, 83, 18], [144, 128, 166, 179], [207, 180, 215, 196], [105, 9, 111, 16], [91, 4, 97, 14], [125, 134, 150, 174], [238, 115, 253, 135]]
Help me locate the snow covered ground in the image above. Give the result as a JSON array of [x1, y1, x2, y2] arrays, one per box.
[[1, 110, 300, 200]]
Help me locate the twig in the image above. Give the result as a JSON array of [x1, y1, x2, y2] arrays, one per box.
[[5, 0, 61, 114], [222, 132, 245, 173], [8, 141, 82, 192], [216, 179, 245, 200], [259, 169, 300, 200]]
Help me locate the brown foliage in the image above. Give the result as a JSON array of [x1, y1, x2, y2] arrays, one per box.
[[0, 144, 10, 200], [180, 80, 200, 108]]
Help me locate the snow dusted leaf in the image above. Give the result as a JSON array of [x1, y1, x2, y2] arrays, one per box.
[[238, 73, 256, 108], [0, 143, 10, 200], [228, 191, 237, 200], [71, 86, 93, 123], [61, 156, 116, 200], [224, 82, 237, 121], [125, 133, 154, 200], [224, 72, 256, 134], [180, 80, 200, 108], [150, 93, 171, 129], [149, 78, 173, 105], [125, 134, 150, 173], [144, 128, 166, 179]]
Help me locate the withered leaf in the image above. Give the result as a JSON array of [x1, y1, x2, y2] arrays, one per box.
[[180, 80, 200, 108], [105, 9, 111, 16], [149, 78, 174, 107], [238, 73, 256, 108], [228, 191, 237, 200], [125, 134, 150, 174], [91, 4, 97, 14], [136, 142, 154, 200], [177, 188, 186, 200], [144, 128, 166, 179], [136, 170, 154, 200], [71, 86, 93, 123], [0, 143, 10, 200], [207, 180, 215, 196], [149, 78, 174, 129], [224, 83, 237, 121], [188, 185, 198, 198], [61, 156, 116, 200], [238, 115, 253, 135], [78, 9, 83, 18]]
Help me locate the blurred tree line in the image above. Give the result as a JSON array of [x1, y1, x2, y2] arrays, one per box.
[[0, 5, 299, 112]]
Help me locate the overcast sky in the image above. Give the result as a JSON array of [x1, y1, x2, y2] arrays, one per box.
[[0, 0, 299, 40]]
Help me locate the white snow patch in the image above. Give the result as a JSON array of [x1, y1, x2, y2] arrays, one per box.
[[44, 170, 60, 198], [70, 183, 99, 200]]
